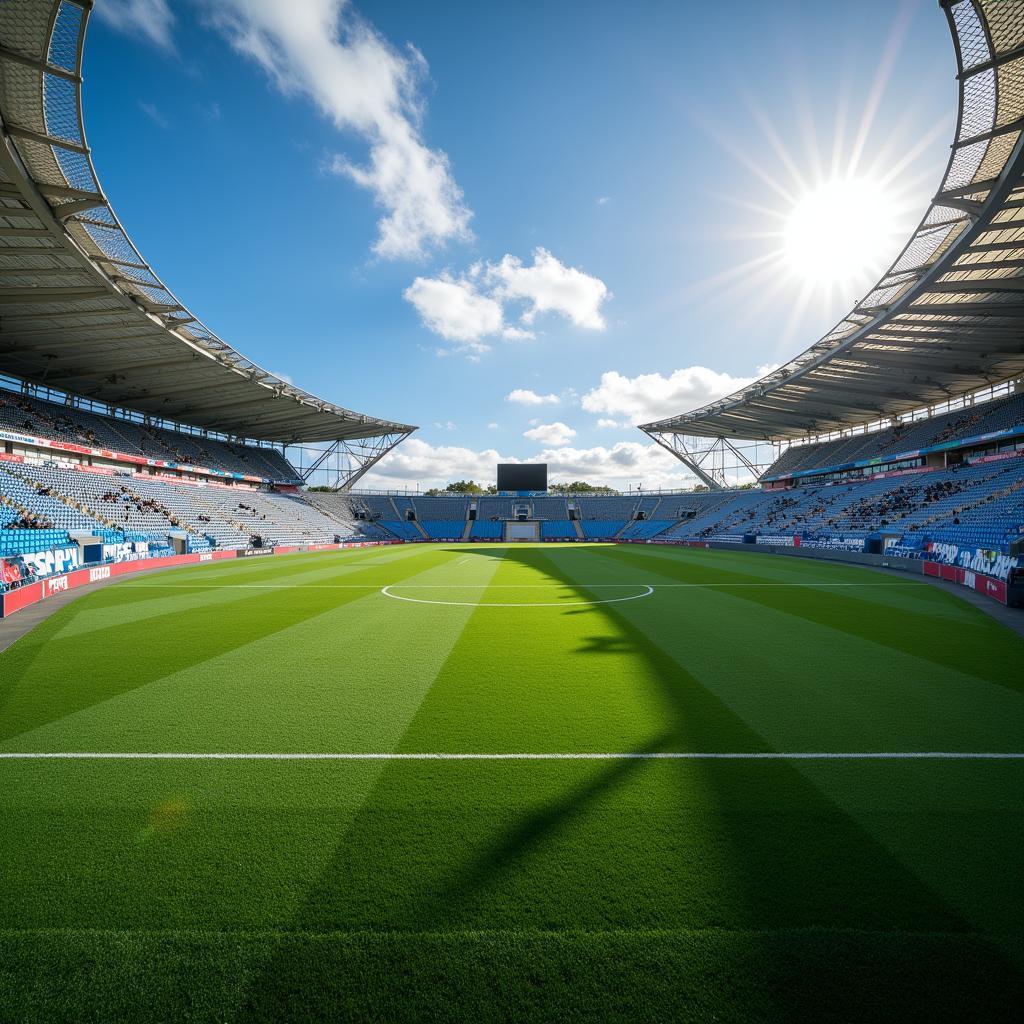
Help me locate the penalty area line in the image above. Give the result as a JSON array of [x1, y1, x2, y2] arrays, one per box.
[[0, 752, 1019, 761]]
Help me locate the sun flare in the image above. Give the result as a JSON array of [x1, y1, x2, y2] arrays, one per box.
[[783, 177, 903, 288]]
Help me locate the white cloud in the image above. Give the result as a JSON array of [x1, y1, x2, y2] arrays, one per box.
[[523, 421, 576, 446], [359, 437, 501, 489], [487, 248, 609, 329], [138, 101, 170, 129], [581, 364, 774, 425], [432, 420, 457, 431], [95, 0, 175, 50], [403, 273, 501, 352], [506, 389, 559, 406], [501, 326, 535, 341], [487, 422, 499, 430], [538, 441, 691, 490], [406, 248, 609, 354], [596, 418, 621, 429], [198, 0, 471, 259], [361, 437, 693, 491], [596, 196, 610, 205]]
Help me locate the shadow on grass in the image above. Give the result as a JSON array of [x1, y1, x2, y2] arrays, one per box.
[[0, 553, 445, 743], [233, 544, 1022, 1021]]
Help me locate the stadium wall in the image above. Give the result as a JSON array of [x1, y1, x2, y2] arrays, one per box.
[[636, 538, 1022, 607], [0, 540, 398, 619]]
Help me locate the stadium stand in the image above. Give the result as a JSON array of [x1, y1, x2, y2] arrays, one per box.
[[422, 520, 467, 540], [470, 521, 504, 539], [0, 387, 301, 482], [764, 392, 1024, 480], [541, 520, 577, 540]]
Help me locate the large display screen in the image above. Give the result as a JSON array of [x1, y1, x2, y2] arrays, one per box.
[[497, 463, 547, 492]]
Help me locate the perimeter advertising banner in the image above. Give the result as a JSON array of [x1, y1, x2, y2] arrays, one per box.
[[0, 426, 270, 485], [925, 541, 1021, 581], [0, 540, 402, 618]]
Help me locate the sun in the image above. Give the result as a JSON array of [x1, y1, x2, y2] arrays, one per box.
[[783, 176, 903, 289]]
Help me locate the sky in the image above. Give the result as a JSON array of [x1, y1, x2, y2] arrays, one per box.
[[87, 0, 955, 490]]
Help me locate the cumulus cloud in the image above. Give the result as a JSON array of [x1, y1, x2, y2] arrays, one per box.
[[523, 422, 576, 446], [95, 0, 175, 50], [358, 438, 502, 489], [506, 389, 559, 406], [405, 248, 608, 355], [538, 441, 691, 490], [596, 418, 621, 429], [361, 437, 693, 492], [403, 274, 502, 352], [486, 248, 609, 329], [581, 364, 774, 425], [197, 0, 471, 259]]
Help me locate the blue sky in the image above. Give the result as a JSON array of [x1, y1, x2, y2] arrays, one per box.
[[89, 0, 954, 489]]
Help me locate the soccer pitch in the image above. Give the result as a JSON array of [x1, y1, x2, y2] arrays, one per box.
[[0, 542, 1021, 1021]]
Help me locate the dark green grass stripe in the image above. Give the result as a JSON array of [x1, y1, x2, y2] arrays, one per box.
[[1, 928, 1020, 1024]]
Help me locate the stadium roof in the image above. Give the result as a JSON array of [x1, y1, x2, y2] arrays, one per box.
[[643, 0, 1024, 443], [0, 0, 415, 445]]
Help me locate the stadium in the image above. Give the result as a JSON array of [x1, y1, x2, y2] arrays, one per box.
[[0, 0, 1021, 1021]]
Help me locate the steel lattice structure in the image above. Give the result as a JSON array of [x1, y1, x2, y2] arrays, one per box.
[[643, 0, 1024, 487], [0, 0, 414, 487]]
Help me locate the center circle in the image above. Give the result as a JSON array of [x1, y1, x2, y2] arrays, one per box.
[[379, 584, 655, 608]]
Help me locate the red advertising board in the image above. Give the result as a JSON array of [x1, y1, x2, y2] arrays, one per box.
[[0, 541, 398, 618], [923, 560, 1008, 604]]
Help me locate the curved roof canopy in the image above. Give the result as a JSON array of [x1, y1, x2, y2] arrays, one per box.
[[644, 0, 1024, 442], [0, 0, 414, 444]]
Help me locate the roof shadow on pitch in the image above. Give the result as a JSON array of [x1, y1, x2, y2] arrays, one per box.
[[232, 544, 1020, 1019]]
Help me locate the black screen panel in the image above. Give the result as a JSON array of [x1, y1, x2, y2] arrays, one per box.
[[497, 463, 547, 491]]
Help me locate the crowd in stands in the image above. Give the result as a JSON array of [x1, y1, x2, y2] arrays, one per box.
[[766, 391, 1024, 479], [2, 511, 50, 530], [1, 387, 1022, 592], [0, 387, 300, 482]]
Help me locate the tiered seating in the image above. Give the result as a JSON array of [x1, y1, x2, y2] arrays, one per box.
[[574, 496, 634, 520], [0, 526, 72, 557], [0, 464, 106, 533], [0, 387, 300, 482], [11, 462, 185, 539], [619, 519, 674, 540], [581, 521, 626, 539], [413, 495, 472, 520], [656, 457, 1024, 552], [474, 497, 517, 520], [634, 497, 663, 518], [422, 520, 465, 540], [530, 497, 571, 519], [765, 391, 1024, 478], [658, 490, 772, 539], [470, 521, 503, 539], [541, 520, 576, 539], [378, 520, 422, 541], [297, 492, 361, 538]]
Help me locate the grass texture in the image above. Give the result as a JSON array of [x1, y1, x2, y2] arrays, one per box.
[[0, 542, 1021, 1022]]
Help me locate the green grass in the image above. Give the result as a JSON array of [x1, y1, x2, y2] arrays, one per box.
[[0, 542, 1021, 1022]]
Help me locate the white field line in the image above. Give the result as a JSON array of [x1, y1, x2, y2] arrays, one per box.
[[120, 582, 927, 590], [379, 584, 655, 607], [0, 752, 1019, 761]]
